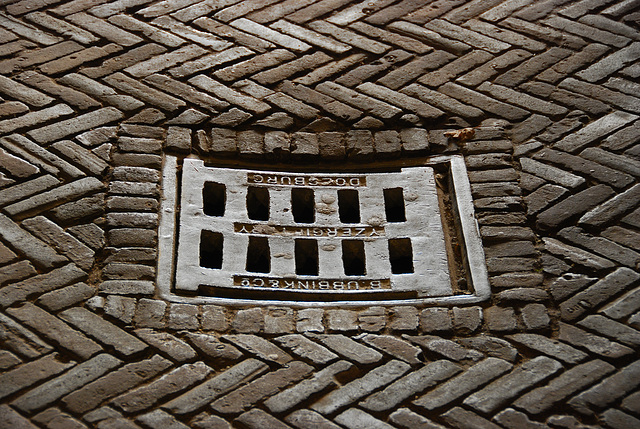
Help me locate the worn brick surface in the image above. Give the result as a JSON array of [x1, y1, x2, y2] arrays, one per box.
[[1, 1, 639, 428]]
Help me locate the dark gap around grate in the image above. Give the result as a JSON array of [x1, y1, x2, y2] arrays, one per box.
[[384, 188, 406, 222], [292, 188, 315, 223], [338, 189, 361, 223], [203, 182, 226, 216], [200, 230, 223, 269], [246, 186, 269, 220], [389, 238, 414, 274], [342, 240, 366, 276], [246, 236, 270, 273], [295, 238, 319, 275]]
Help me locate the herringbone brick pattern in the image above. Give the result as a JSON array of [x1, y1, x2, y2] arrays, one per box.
[[0, 0, 639, 428]]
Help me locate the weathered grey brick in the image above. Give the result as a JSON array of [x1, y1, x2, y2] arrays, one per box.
[[388, 21, 469, 55], [22, 216, 94, 271], [222, 334, 292, 365], [274, 334, 338, 364], [544, 237, 614, 271], [308, 334, 383, 364], [601, 284, 640, 319], [36, 282, 94, 312], [232, 307, 264, 333], [0, 353, 73, 401], [6, 177, 104, 220], [311, 360, 410, 415], [164, 359, 268, 415], [134, 328, 196, 362], [514, 359, 615, 414], [508, 333, 586, 364], [63, 354, 171, 414], [465, 356, 562, 413], [537, 185, 615, 230], [133, 299, 166, 328], [559, 322, 633, 359], [407, 335, 483, 361], [560, 227, 640, 268], [569, 362, 640, 415], [60, 307, 147, 357], [414, 358, 513, 410], [2, 134, 84, 178], [578, 315, 640, 347], [190, 74, 270, 114], [361, 360, 461, 412], [0, 75, 54, 107], [7, 303, 101, 359], [420, 307, 452, 333], [82, 43, 167, 79], [113, 362, 211, 413], [317, 81, 402, 119], [0, 263, 85, 309], [185, 333, 242, 361], [297, 308, 324, 333], [212, 361, 313, 414], [361, 334, 420, 363], [99, 280, 154, 295], [12, 354, 121, 413], [0, 260, 36, 287]]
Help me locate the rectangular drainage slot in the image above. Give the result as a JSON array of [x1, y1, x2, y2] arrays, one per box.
[[388, 238, 413, 274], [247, 186, 269, 220], [246, 236, 270, 273], [384, 188, 406, 222], [338, 189, 360, 223], [200, 231, 223, 269], [295, 239, 318, 276], [342, 240, 366, 276], [292, 188, 315, 223], [203, 182, 226, 216]]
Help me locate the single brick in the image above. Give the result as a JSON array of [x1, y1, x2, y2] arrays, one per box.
[[0, 353, 73, 401], [311, 360, 411, 415], [222, 334, 292, 365], [163, 359, 268, 415], [274, 334, 338, 364], [12, 354, 121, 413], [112, 362, 212, 413], [212, 361, 313, 414], [559, 323, 633, 360], [413, 358, 513, 410], [134, 329, 197, 362], [59, 307, 147, 357], [7, 303, 101, 359], [62, 355, 172, 414], [513, 359, 615, 414], [360, 360, 461, 412]]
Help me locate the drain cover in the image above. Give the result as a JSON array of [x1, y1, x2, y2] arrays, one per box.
[[158, 156, 489, 306]]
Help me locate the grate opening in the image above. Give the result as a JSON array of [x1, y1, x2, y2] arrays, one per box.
[[389, 238, 414, 274], [200, 231, 223, 269], [384, 188, 406, 222], [291, 188, 315, 223], [295, 239, 319, 275], [246, 236, 270, 273], [247, 186, 269, 220], [338, 189, 361, 224], [203, 182, 226, 216], [342, 240, 366, 276]]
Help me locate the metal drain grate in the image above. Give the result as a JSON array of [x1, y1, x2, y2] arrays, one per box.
[[158, 156, 490, 306]]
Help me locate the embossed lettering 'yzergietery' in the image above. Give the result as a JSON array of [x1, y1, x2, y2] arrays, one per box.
[[234, 276, 391, 290], [234, 223, 385, 238], [248, 172, 366, 187]]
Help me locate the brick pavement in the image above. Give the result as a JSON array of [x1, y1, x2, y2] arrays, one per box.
[[0, 0, 639, 428]]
